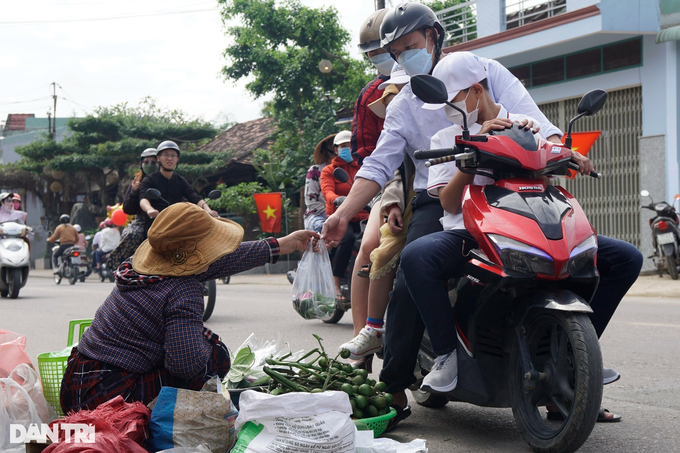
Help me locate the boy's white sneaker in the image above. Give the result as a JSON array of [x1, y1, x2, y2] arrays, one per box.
[[338, 326, 384, 359]]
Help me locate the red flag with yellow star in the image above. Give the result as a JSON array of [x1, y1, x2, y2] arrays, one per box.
[[254, 193, 282, 233], [562, 131, 602, 178]]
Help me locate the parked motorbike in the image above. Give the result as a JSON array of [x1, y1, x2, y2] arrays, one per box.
[[145, 188, 222, 321], [52, 242, 82, 286], [410, 74, 606, 453], [0, 221, 31, 298], [640, 189, 680, 279]]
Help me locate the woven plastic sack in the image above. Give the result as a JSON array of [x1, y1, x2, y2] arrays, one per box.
[[291, 239, 336, 320]]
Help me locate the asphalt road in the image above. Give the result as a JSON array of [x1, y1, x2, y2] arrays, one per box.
[[2, 273, 680, 452]]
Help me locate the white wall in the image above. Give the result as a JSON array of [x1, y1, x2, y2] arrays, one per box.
[[476, 0, 504, 38], [567, 0, 600, 12]]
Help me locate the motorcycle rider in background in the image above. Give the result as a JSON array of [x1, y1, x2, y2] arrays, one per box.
[[108, 147, 158, 269], [304, 135, 336, 234], [320, 131, 369, 300], [94, 219, 121, 273], [47, 215, 78, 271]]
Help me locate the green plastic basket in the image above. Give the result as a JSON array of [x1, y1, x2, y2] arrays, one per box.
[[353, 407, 397, 438], [37, 351, 70, 417]]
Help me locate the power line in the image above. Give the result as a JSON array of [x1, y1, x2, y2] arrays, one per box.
[[0, 6, 217, 25], [0, 85, 51, 100], [0, 97, 52, 106]]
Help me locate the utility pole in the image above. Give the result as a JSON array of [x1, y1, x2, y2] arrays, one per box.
[[375, 0, 385, 10], [51, 82, 57, 138], [47, 111, 52, 139]]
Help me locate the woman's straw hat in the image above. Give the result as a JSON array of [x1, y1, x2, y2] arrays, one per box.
[[132, 203, 244, 277]]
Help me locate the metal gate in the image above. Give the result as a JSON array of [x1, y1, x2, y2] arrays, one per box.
[[539, 86, 642, 247]]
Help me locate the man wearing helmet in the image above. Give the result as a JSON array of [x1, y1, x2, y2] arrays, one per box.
[[47, 214, 79, 271], [322, 2, 581, 429], [139, 140, 217, 223]]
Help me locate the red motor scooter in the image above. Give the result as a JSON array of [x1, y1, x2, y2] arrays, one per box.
[[409, 74, 607, 453]]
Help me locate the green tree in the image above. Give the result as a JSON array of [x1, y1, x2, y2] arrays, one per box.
[[218, 0, 374, 194], [0, 98, 227, 223]]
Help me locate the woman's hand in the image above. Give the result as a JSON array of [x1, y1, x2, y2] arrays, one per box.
[[131, 180, 141, 191], [147, 209, 160, 218], [386, 205, 403, 234], [278, 230, 320, 255]]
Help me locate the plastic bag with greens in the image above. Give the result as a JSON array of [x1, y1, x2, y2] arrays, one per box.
[[291, 239, 336, 320]]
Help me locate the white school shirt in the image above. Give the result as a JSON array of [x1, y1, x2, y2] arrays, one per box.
[[100, 227, 121, 253], [427, 106, 544, 231], [356, 56, 561, 192]]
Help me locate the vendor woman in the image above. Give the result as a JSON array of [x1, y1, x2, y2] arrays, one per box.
[[60, 202, 316, 413]]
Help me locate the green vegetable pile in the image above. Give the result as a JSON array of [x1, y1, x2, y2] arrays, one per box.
[[262, 335, 394, 419], [292, 291, 336, 319]]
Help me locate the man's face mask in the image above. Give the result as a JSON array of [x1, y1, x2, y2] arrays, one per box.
[[369, 53, 394, 76], [395, 33, 434, 76]]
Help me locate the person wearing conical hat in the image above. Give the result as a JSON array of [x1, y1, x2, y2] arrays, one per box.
[[60, 202, 317, 413]]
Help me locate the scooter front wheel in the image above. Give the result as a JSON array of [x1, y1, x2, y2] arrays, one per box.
[[203, 280, 217, 322], [8, 268, 21, 299], [54, 271, 62, 285], [509, 310, 602, 453], [321, 304, 345, 324]]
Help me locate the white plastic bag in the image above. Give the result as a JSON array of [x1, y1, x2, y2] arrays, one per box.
[[0, 376, 43, 451], [232, 390, 355, 453], [8, 364, 56, 424], [291, 239, 336, 320]]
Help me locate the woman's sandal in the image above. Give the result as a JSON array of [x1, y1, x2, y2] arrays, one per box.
[[385, 404, 412, 433], [357, 263, 372, 279], [546, 406, 621, 423]]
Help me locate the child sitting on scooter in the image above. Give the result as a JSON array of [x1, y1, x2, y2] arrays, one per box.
[[400, 52, 542, 393]]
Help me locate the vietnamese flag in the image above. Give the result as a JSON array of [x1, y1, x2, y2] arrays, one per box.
[[254, 193, 282, 233], [562, 131, 602, 178]]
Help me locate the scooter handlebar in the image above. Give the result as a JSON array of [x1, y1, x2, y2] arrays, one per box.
[[568, 161, 601, 178], [414, 148, 456, 160]]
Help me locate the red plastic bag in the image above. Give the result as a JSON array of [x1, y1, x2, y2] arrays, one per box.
[[43, 396, 150, 453], [0, 330, 33, 378]]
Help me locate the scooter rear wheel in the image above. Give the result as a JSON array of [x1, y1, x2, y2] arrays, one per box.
[[321, 305, 345, 324], [69, 266, 79, 285], [667, 254, 679, 280], [509, 310, 602, 453]]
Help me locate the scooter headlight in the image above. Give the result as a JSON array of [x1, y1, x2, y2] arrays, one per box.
[[2, 241, 22, 252], [562, 235, 598, 275], [488, 234, 554, 276]]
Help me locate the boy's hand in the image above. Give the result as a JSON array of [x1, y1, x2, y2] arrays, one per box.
[[386, 205, 404, 234], [479, 118, 514, 134], [516, 118, 541, 134]]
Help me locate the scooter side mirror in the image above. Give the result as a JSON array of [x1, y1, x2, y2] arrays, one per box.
[[146, 188, 161, 200], [333, 168, 349, 184], [411, 74, 450, 105], [577, 89, 608, 116], [640, 189, 650, 198], [208, 190, 222, 200]]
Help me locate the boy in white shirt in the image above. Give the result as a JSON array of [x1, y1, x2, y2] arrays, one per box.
[[400, 52, 543, 393]]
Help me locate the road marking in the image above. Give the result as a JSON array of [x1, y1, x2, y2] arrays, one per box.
[[626, 322, 680, 329]]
